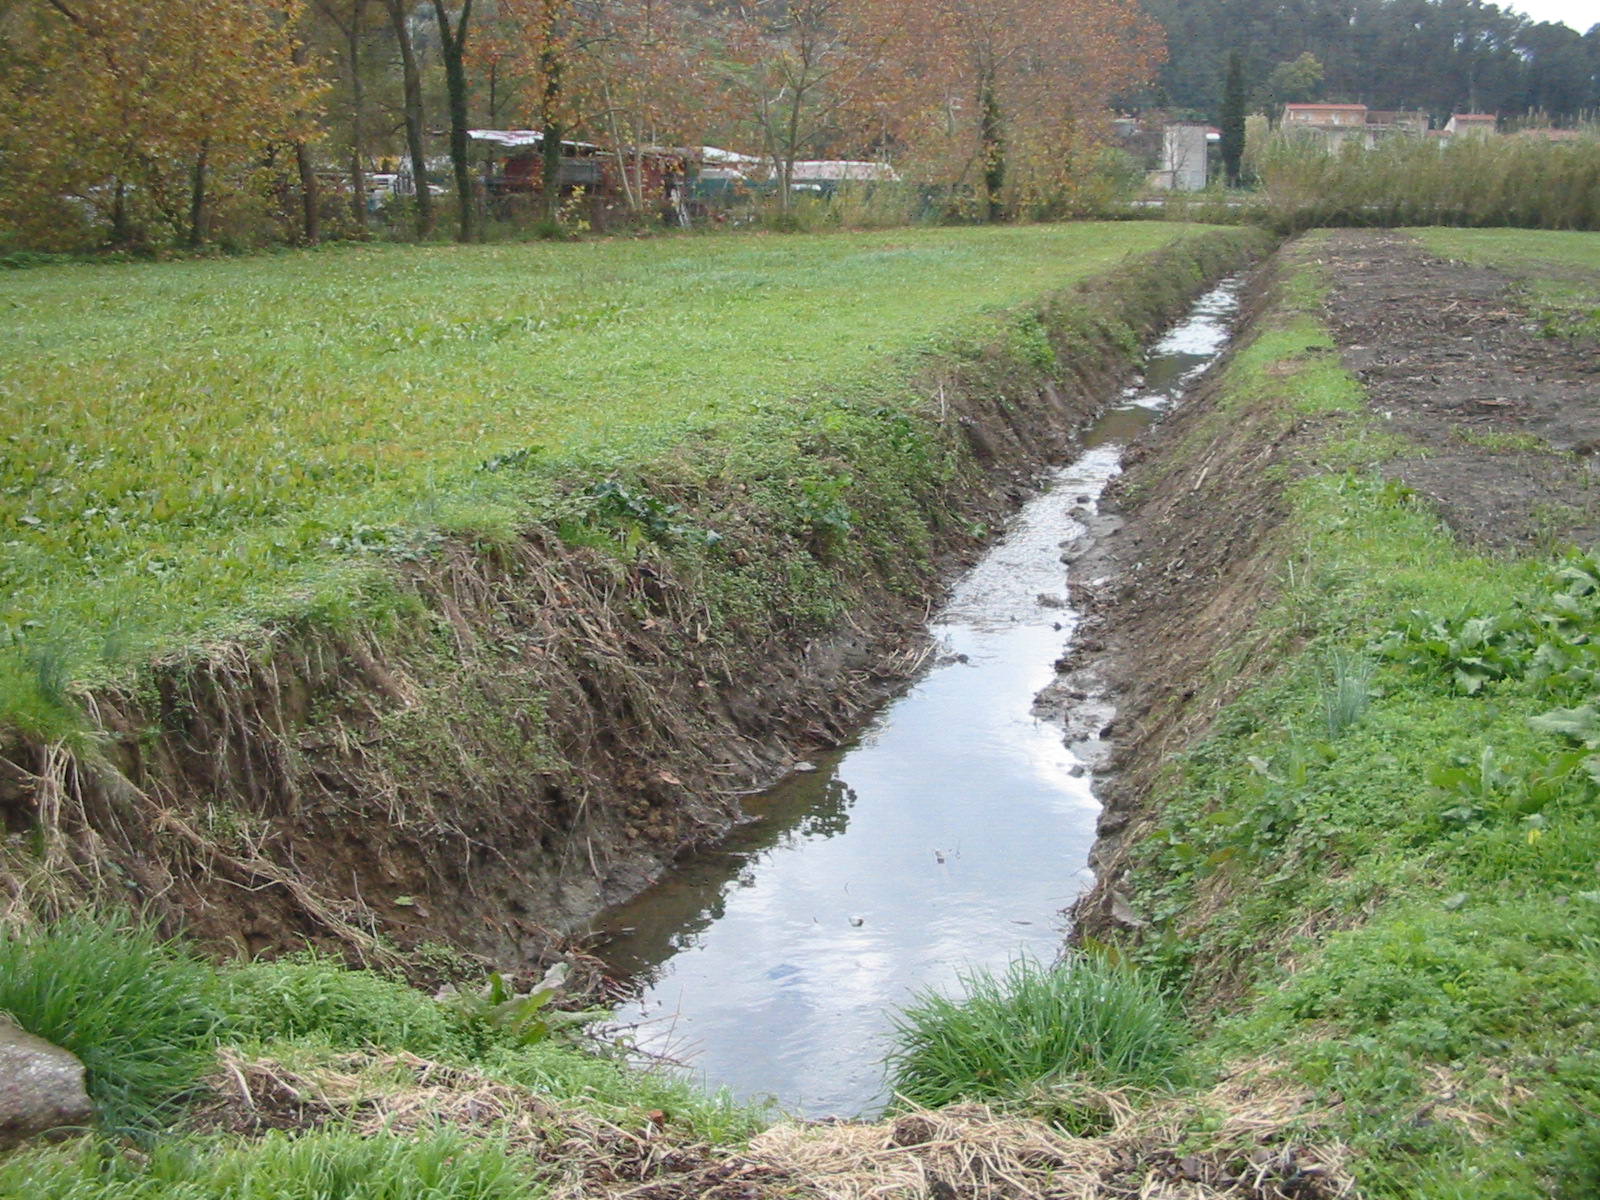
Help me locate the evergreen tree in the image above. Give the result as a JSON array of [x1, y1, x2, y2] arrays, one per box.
[[1220, 50, 1246, 187]]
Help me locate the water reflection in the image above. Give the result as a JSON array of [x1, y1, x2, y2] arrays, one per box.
[[588, 279, 1241, 1118]]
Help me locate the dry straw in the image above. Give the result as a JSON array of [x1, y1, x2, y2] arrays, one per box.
[[200, 1049, 1358, 1199]]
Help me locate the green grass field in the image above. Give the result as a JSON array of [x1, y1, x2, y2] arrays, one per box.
[[1, 223, 1195, 727]]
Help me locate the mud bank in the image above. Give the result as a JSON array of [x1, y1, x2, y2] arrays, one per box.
[[0, 228, 1269, 965], [1046, 251, 1308, 941]]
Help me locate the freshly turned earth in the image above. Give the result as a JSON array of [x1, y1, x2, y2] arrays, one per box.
[[1322, 229, 1600, 549]]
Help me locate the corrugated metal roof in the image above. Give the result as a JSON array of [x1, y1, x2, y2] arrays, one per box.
[[467, 129, 599, 151], [789, 160, 899, 182]]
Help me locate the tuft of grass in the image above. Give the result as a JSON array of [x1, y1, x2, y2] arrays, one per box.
[[1321, 647, 1375, 739], [0, 915, 221, 1135], [218, 953, 472, 1060], [480, 1040, 769, 1146], [884, 954, 1187, 1114], [0, 1128, 544, 1200]]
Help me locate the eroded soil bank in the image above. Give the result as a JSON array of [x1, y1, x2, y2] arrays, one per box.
[[0, 228, 1268, 969]]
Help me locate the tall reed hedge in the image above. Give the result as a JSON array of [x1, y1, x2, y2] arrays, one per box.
[[1257, 132, 1600, 231]]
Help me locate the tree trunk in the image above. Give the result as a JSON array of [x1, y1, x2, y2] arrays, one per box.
[[386, 0, 433, 239], [289, 36, 321, 245], [603, 81, 641, 213], [295, 140, 321, 244], [978, 74, 1005, 222], [348, 1, 370, 232], [539, 48, 564, 224], [431, 0, 474, 244], [781, 92, 804, 215], [188, 140, 210, 248], [110, 177, 131, 247]]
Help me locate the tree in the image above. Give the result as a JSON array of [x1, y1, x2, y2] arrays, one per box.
[[483, 0, 717, 224], [291, 31, 322, 244], [0, 0, 324, 248], [313, 0, 377, 231], [576, 0, 719, 216], [719, 0, 892, 212], [1261, 51, 1324, 119], [1515, 22, 1592, 119], [431, 0, 475, 242], [1220, 49, 1246, 186], [882, 0, 1163, 221], [494, 0, 583, 222], [384, 0, 434, 237]]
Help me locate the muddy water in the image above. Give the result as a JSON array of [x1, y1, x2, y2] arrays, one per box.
[[588, 281, 1241, 1118]]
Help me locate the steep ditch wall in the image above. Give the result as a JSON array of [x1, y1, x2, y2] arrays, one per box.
[[0, 228, 1270, 967]]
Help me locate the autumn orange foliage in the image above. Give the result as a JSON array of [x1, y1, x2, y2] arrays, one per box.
[[876, 0, 1165, 218], [0, 0, 324, 249], [0, 0, 1163, 247]]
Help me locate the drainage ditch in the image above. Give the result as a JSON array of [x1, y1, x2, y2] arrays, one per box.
[[586, 280, 1244, 1118]]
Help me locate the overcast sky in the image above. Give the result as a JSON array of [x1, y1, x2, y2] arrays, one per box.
[[1502, 1, 1596, 32]]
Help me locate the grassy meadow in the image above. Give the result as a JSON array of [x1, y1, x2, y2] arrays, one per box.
[[1, 223, 1194, 729]]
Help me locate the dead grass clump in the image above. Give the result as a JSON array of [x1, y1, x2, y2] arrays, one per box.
[[751, 1104, 1118, 1199], [197, 1048, 801, 1199], [746, 1066, 1352, 1200], [196, 1050, 1356, 1200], [1117, 1062, 1355, 1200]]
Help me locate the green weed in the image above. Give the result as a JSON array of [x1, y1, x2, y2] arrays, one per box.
[[0, 915, 221, 1135], [884, 954, 1186, 1116], [1320, 648, 1375, 738], [219, 953, 471, 1060], [0, 1128, 544, 1200]]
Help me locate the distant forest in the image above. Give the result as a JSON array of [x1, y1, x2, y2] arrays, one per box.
[[1140, 0, 1600, 122]]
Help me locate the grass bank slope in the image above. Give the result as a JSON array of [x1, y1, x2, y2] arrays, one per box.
[[1072, 230, 1600, 1197], [1, 225, 1267, 962], [2, 223, 1187, 720]]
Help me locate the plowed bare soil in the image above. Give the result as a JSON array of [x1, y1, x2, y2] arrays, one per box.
[[1322, 229, 1600, 550]]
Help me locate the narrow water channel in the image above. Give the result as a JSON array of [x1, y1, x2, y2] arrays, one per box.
[[588, 280, 1242, 1118]]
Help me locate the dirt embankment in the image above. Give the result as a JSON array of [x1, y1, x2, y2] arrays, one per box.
[[1059, 229, 1600, 940], [0, 230, 1267, 968]]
